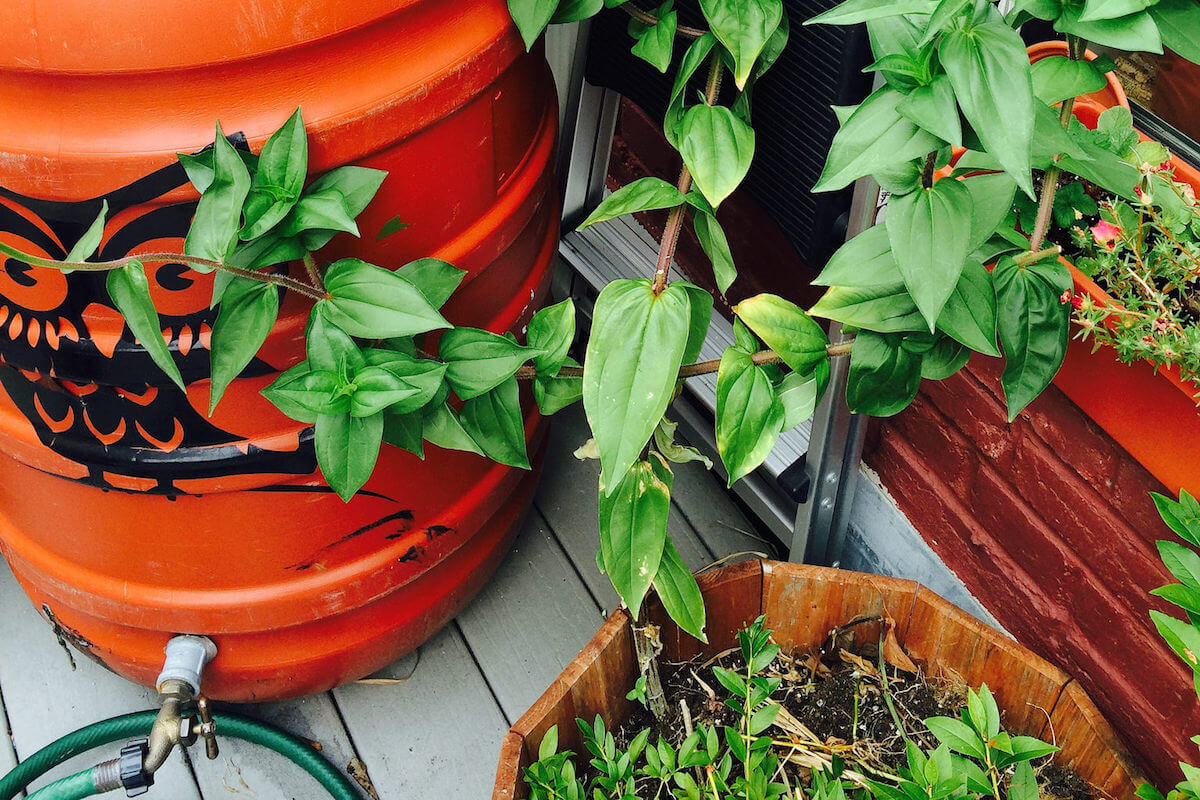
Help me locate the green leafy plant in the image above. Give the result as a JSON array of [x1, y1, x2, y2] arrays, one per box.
[[503, 0, 1200, 718], [0, 110, 581, 503], [523, 617, 1062, 800], [1138, 490, 1200, 800], [1049, 118, 1200, 393], [523, 616, 791, 800]]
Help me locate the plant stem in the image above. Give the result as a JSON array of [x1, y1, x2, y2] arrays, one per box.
[[1028, 35, 1086, 252], [515, 340, 856, 381], [302, 252, 324, 289], [651, 49, 724, 296], [632, 615, 669, 722], [0, 242, 329, 301], [1012, 245, 1062, 267], [622, 3, 707, 39]]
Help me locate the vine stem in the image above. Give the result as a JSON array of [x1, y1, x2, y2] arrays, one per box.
[[622, 3, 706, 39], [651, 49, 724, 296], [0, 242, 329, 302], [921, 151, 938, 189], [302, 252, 324, 289], [1028, 35, 1086, 252], [514, 340, 855, 381]]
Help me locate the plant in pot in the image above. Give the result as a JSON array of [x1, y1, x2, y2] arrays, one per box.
[[484, 0, 1200, 796]]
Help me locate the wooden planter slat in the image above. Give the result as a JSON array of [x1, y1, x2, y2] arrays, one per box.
[[493, 560, 1145, 800]]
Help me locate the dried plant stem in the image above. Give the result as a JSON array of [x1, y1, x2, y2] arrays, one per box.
[[632, 617, 669, 721]]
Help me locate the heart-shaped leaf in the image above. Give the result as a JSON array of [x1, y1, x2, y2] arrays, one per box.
[[993, 256, 1072, 420], [677, 104, 756, 208], [886, 179, 973, 329], [598, 455, 673, 619]]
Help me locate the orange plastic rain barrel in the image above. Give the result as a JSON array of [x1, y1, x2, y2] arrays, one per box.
[[0, 0, 557, 701]]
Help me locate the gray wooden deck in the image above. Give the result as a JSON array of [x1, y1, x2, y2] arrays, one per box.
[[0, 405, 768, 799]]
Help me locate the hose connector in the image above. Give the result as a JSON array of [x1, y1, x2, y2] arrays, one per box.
[[155, 635, 217, 696]]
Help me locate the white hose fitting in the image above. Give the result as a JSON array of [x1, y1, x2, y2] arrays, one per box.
[[156, 635, 217, 695]]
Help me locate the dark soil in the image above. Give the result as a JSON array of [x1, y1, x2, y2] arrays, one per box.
[[599, 618, 1092, 800]]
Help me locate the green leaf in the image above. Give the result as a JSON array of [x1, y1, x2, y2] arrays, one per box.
[[920, 0, 972, 44], [806, 0, 936, 26], [630, 2, 677, 73], [1151, 610, 1200, 671], [322, 258, 450, 338], [355, 351, 445, 416], [1152, 584, 1200, 616], [1056, 5, 1162, 52], [1152, 491, 1200, 548], [422, 403, 484, 456], [1009, 761, 1039, 800], [382, 411, 424, 458], [209, 278, 279, 412], [886, 179, 973, 329], [1081, 0, 1154, 20], [654, 536, 707, 642], [993, 256, 1072, 420], [1059, 118, 1141, 199], [692, 209, 737, 293], [584, 279, 691, 494], [376, 215, 410, 241], [460, 377, 529, 468], [534, 362, 584, 415], [676, 281, 714, 365], [65, 200, 108, 267], [962, 172, 1018, 252], [664, 33, 719, 148], [507, 0, 558, 49], [698, 0, 783, 88], [579, 177, 687, 229], [653, 416, 713, 468], [552, 0, 604, 23], [1150, 0, 1200, 63], [716, 347, 784, 485], [315, 412, 384, 502], [814, 87, 942, 193], [223, 232, 306, 277], [240, 108, 308, 240], [305, 305, 364, 373], [295, 166, 388, 250], [777, 364, 828, 430], [937, 260, 999, 356], [396, 258, 466, 310], [735, 293, 830, 375], [921, 336, 969, 380], [185, 123, 252, 264], [528, 298, 576, 375], [440, 327, 535, 399], [897, 75, 962, 147], [815, 224, 899, 287], [924, 717, 987, 760], [177, 147, 257, 195], [262, 365, 349, 419], [278, 184, 360, 240], [677, 104, 756, 208], [846, 331, 924, 416], [106, 261, 184, 391], [810, 283, 927, 333], [598, 456, 673, 619], [1159, 540, 1200, 592], [1031, 56, 1108, 105], [939, 19, 1036, 198]]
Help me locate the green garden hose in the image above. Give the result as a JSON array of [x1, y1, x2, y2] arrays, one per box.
[[24, 769, 95, 800], [0, 710, 362, 800]]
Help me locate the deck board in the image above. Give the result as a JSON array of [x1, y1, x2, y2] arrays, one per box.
[[456, 508, 607, 722], [191, 693, 362, 800], [0, 403, 770, 798], [0, 561, 201, 798], [332, 627, 509, 800]]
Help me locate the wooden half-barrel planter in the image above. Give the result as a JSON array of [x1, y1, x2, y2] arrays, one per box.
[[493, 560, 1145, 800]]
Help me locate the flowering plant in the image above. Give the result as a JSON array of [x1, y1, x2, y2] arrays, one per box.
[[1049, 109, 1200, 394]]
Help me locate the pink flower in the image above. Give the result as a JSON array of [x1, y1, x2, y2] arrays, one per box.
[[1060, 290, 1071, 304], [1154, 317, 1172, 334], [1071, 294, 1084, 310], [1090, 219, 1121, 250]]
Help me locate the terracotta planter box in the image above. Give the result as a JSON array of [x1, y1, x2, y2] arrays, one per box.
[[1051, 109, 1200, 499], [492, 560, 1144, 800]]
